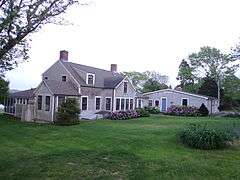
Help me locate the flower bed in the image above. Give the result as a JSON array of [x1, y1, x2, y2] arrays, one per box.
[[165, 105, 199, 116], [107, 110, 139, 120]]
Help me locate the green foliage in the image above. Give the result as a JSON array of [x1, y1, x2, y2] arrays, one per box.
[[0, 0, 77, 76], [176, 59, 195, 87], [144, 106, 160, 114], [123, 71, 169, 92], [197, 77, 218, 98], [180, 124, 238, 150], [142, 78, 168, 93], [188, 46, 238, 81], [198, 103, 209, 116], [0, 77, 9, 104], [56, 98, 80, 125], [136, 108, 150, 117], [222, 75, 240, 101]]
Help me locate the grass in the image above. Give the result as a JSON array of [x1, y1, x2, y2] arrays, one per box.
[[0, 114, 240, 179]]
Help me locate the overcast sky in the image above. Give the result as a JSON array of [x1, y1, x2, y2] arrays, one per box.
[[5, 0, 240, 90]]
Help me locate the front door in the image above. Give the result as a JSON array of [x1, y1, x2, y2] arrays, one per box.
[[161, 98, 167, 112]]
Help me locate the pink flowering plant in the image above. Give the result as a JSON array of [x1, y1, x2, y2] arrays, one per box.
[[165, 105, 199, 116], [107, 110, 140, 120]]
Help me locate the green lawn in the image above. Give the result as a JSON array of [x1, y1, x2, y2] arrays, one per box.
[[0, 114, 240, 180]]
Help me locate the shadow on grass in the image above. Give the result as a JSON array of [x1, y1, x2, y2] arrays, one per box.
[[0, 149, 146, 179]]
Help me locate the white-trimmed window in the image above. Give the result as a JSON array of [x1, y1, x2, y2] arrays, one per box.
[[116, 98, 120, 110], [130, 99, 134, 110], [138, 99, 142, 108], [62, 76, 67, 82], [86, 73, 95, 85], [149, 99, 153, 107], [123, 81, 128, 93], [121, 98, 125, 110], [106, 97, 111, 110], [81, 96, 88, 110], [37, 95, 42, 110], [182, 98, 188, 106], [95, 97, 101, 110], [155, 100, 160, 107], [126, 99, 129, 110], [45, 96, 51, 111]]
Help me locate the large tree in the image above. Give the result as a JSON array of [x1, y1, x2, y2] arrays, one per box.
[[123, 71, 169, 92], [142, 78, 168, 93], [0, 0, 77, 77], [188, 46, 239, 81]]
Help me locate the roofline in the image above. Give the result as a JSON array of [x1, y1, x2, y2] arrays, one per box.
[[114, 76, 137, 91], [142, 89, 216, 100]]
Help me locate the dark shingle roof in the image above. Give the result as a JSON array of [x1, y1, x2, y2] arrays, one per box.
[[10, 88, 36, 98], [44, 80, 80, 96], [61, 61, 125, 88]]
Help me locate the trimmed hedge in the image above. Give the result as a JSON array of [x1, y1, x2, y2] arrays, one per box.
[[144, 106, 161, 114], [136, 108, 150, 117], [180, 123, 238, 150]]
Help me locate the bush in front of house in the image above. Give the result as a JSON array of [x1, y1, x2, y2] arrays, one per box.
[[165, 105, 199, 116], [144, 106, 161, 114], [180, 123, 238, 150], [107, 110, 139, 120], [198, 103, 209, 116], [55, 98, 81, 125], [136, 108, 150, 117]]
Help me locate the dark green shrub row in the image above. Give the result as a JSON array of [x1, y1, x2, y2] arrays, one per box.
[[136, 108, 150, 117], [144, 106, 161, 114], [180, 123, 238, 150]]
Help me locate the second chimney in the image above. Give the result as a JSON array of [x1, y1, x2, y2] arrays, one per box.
[[110, 64, 117, 72], [60, 50, 68, 61]]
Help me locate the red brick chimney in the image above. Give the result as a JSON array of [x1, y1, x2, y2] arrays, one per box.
[[59, 50, 68, 61], [110, 64, 117, 72]]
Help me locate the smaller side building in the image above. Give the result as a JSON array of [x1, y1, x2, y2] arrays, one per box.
[[141, 89, 219, 114]]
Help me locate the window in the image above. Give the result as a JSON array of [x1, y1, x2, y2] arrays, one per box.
[[44, 77, 48, 80], [182, 98, 188, 106], [95, 97, 101, 110], [20, 98, 23, 104], [155, 100, 159, 107], [106, 98, 111, 110], [37, 95, 42, 110], [149, 100, 153, 107], [62, 76, 67, 82], [81, 97, 88, 110], [138, 99, 142, 108], [87, 73, 95, 85], [124, 82, 128, 93], [126, 99, 129, 110], [121, 98, 125, 110], [116, 98, 120, 110], [130, 99, 134, 110], [58, 96, 65, 107], [45, 96, 51, 111]]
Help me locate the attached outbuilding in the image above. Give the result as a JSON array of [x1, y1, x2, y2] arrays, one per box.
[[142, 89, 219, 114]]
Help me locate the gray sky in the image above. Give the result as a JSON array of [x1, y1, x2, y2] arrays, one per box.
[[5, 0, 240, 90]]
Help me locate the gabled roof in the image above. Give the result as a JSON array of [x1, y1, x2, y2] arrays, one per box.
[[143, 89, 218, 100], [61, 61, 125, 88], [44, 80, 80, 96], [10, 88, 36, 98]]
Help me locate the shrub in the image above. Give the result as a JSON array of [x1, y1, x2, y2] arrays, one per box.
[[144, 106, 160, 114], [107, 110, 139, 120], [165, 105, 199, 116], [136, 108, 150, 117], [198, 103, 209, 116], [55, 98, 80, 125], [180, 124, 238, 150]]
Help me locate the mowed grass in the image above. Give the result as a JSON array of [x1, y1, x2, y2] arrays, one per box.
[[0, 114, 240, 180]]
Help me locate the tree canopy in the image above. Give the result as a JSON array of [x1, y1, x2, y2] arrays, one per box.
[[123, 71, 169, 92], [0, 0, 77, 77], [0, 77, 9, 104]]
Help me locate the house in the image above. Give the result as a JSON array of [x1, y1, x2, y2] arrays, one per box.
[[3, 50, 219, 122], [139, 89, 219, 114]]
